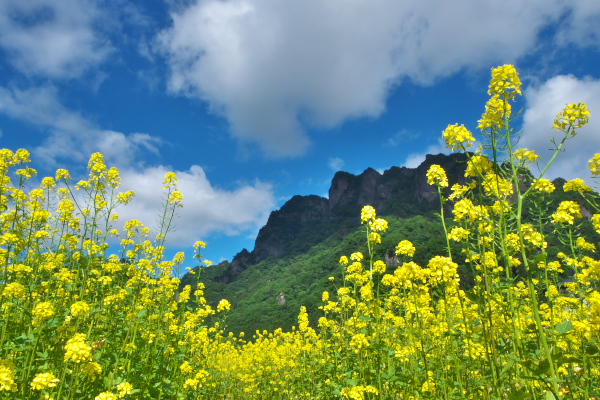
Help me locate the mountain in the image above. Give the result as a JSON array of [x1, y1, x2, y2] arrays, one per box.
[[206, 152, 469, 282], [180, 153, 470, 331], [179, 153, 594, 333]]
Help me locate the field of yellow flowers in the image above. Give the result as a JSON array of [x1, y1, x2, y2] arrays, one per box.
[[1, 65, 599, 400]]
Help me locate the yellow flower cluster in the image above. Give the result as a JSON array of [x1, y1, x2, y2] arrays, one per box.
[[0, 359, 17, 391], [514, 148, 539, 163], [442, 123, 476, 151], [1, 64, 599, 399], [533, 178, 555, 193], [563, 178, 592, 192], [30, 373, 60, 390], [448, 226, 470, 242], [478, 94, 512, 131], [95, 392, 118, 400], [552, 200, 583, 225], [2, 282, 27, 299], [481, 173, 513, 198], [464, 155, 493, 177], [340, 385, 378, 400], [552, 102, 591, 132], [590, 153, 600, 175], [426, 164, 448, 187], [32, 301, 56, 325], [117, 382, 133, 398], [64, 333, 93, 363], [488, 64, 522, 99], [395, 240, 416, 257]]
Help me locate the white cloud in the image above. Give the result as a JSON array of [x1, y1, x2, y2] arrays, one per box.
[[0, 0, 112, 79], [327, 157, 345, 171], [156, 0, 596, 158], [118, 166, 275, 244], [0, 86, 160, 168], [0, 85, 276, 243], [554, 0, 600, 48], [403, 137, 447, 168], [520, 75, 600, 181]]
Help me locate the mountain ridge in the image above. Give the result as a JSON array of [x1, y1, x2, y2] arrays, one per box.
[[180, 152, 592, 333], [222, 152, 470, 279]]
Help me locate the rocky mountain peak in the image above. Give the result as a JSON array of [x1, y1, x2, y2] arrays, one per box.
[[224, 153, 468, 278]]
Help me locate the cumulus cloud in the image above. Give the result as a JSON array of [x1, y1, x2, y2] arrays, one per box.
[[327, 157, 345, 171], [156, 0, 595, 158], [118, 166, 275, 243], [0, 86, 160, 168], [554, 0, 600, 48], [0, 85, 276, 243], [520, 75, 600, 181], [0, 0, 112, 78]]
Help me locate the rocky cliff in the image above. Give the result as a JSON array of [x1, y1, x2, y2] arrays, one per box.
[[221, 153, 469, 280]]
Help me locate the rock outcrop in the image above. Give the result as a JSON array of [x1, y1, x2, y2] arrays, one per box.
[[225, 153, 469, 278]]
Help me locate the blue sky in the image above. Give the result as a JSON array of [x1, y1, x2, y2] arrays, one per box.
[[1, 0, 600, 269]]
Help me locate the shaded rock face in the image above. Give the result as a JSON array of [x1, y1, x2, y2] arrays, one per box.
[[329, 152, 469, 211], [227, 153, 468, 278], [246, 195, 330, 264]]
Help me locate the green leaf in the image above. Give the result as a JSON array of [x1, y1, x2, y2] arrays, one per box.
[[584, 343, 599, 355], [508, 388, 533, 400], [500, 359, 515, 377], [533, 252, 547, 265], [555, 320, 573, 336]]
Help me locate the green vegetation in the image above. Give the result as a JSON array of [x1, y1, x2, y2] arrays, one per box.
[[196, 215, 446, 333], [1, 64, 599, 400]]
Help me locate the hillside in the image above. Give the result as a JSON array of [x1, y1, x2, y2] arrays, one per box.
[[180, 153, 595, 333]]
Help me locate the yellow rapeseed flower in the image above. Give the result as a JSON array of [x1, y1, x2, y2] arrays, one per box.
[[55, 168, 71, 182], [70, 301, 91, 317], [482, 173, 513, 198], [478, 94, 512, 131], [563, 178, 592, 192], [465, 155, 493, 177], [30, 372, 60, 390], [88, 153, 107, 173], [395, 240, 416, 257], [117, 382, 133, 398], [552, 102, 591, 133], [426, 164, 448, 187], [94, 392, 118, 400], [373, 260, 386, 274], [64, 333, 93, 363], [0, 359, 17, 391], [32, 301, 55, 325], [442, 123, 476, 151], [2, 282, 27, 299], [168, 190, 184, 205], [81, 362, 102, 379], [369, 217, 388, 232], [589, 153, 600, 175], [552, 201, 583, 225], [533, 178, 555, 193], [217, 299, 231, 312], [576, 237, 596, 252], [488, 64, 522, 99], [360, 205, 376, 224], [448, 227, 470, 242], [514, 148, 539, 163]]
